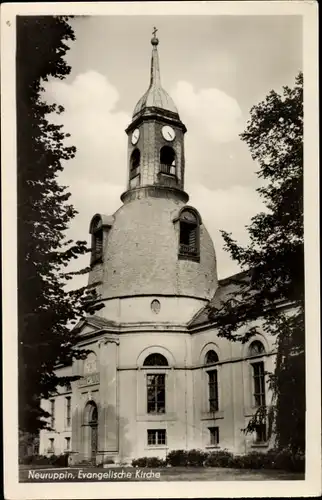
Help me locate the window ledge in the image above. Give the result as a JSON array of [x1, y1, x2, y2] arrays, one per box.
[[201, 411, 224, 420], [205, 445, 220, 449], [144, 446, 168, 450], [178, 253, 200, 263], [251, 443, 269, 448], [137, 414, 176, 422], [244, 407, 261, 417], [158, 171, 177, 178]]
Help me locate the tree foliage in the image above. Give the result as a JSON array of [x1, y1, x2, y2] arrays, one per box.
[[210, 73, 304, 453], [17, 16, 101, 434]]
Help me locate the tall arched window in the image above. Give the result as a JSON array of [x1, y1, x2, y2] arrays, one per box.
[[248, 340, 267, 443], [143, 353, 168, 366], [178, 209, 200, 262], [160, 146, 176, 175], [90, 216, 103, 265], [205, 350, 219, 365], [248, 340, 265, 357], [130, 148, 141, 179], [143, 353, 168, 414], [205, 350, 219, 412]]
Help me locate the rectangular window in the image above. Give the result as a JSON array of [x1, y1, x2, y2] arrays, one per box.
[[50, 399, 55, 428], [65, 396, 71, 428], [65, 437, 71, 451], [252, 362, 266, 407], [48, 438, 55, 453], [147, 374, 165, 413], [147, 429, 167, 446], [255, 423, 267, 443], [209, 427, 219, 446], [208, 370, 219, 412]]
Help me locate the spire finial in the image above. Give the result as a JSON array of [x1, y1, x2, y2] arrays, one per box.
[[150, 27, 161, 86], [151, 26, 159, 46]]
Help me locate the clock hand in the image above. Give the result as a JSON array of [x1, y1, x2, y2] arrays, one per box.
[[167, 132, 172, 139]]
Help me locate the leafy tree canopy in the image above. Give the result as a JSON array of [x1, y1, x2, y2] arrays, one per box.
[[17, 16, 102, 434], [210, 73, 304, 453]]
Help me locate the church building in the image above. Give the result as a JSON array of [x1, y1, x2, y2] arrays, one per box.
[[39, 32, 275, 465]]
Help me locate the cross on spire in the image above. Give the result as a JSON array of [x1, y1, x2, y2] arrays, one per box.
[[152, 27, 158, 37]]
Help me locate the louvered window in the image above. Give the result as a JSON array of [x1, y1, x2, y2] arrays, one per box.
[[179, 212, 199, 262]]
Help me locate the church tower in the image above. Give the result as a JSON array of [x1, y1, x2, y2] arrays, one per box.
[[88, 31, 218, 324], [124, 30, 188, 202], [39, 30, 275, 465]]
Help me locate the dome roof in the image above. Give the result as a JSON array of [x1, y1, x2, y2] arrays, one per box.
[[99, 197, 218, 300], [132, 34, 179, 119], [133, 87, 178, 118]]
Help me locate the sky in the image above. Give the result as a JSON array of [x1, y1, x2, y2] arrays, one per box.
[[43, 15, 302, 283]]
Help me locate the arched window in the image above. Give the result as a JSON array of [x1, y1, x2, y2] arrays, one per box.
[[90, 216, 103, 264], [178, 209, 200, 262], [207, 370, 219, 412], [130, 148, 141, 179], [248, 340, 265, 357], [249, 339, 266, 440], [205, 350, 219, 365], [143, 353, 168, 366], [89, 404, 98, 425], [143, 353, 168, 414], [160, 146, 176, 176], [84, 352, 97, 374]]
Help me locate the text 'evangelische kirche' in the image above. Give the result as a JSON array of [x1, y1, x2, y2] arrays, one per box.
[[39, 32, 275, 465]]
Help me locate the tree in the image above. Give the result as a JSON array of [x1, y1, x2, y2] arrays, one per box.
[[17, 16, 101, 436], [210, 73, 304, 453]]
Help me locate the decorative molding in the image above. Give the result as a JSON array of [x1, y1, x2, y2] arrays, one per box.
[[201, 410, 224, 421], [120, 184, 189, 204], [98, 337, 120, 348], [78, 373, 100, 388], [137, 413, 176, 422], [117, 351, 276, 372]]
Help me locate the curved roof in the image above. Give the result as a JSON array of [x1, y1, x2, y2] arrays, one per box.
[[132, 34, 179, 119], [94, 197, 217, 300], [133, 87, 178, 118]]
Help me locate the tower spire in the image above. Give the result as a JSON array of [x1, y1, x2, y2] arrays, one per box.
[[150, 27, 161, 87]]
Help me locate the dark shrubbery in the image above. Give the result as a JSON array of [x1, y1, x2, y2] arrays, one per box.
[[204, 450, 234, 468], [231, 451, 270, 470], [166, 449, 188, 467], [186, 449, 208, 466], [132, 457, 166, 468], [103, 458, 115, 465], [131, 448, 304, 472], [19, 453, 70, 467], [269, 448, 305, 472]]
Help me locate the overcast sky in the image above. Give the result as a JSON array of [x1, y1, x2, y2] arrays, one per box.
[[43, 15, 302, 284]]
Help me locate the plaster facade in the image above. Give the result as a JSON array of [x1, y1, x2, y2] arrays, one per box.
[[39, 34, 276, 464], [40, 325, 276, 463]]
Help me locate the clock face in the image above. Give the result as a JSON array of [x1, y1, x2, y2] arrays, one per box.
[[162, 125, 176, 142], [131, 128, 140, 145]]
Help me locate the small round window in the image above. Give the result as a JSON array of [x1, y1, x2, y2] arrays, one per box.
[[151, 299, 161, 314]]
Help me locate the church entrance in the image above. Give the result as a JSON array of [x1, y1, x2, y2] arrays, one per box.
[[84, 401, 98, 464], [89, 405, 98, 461]]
